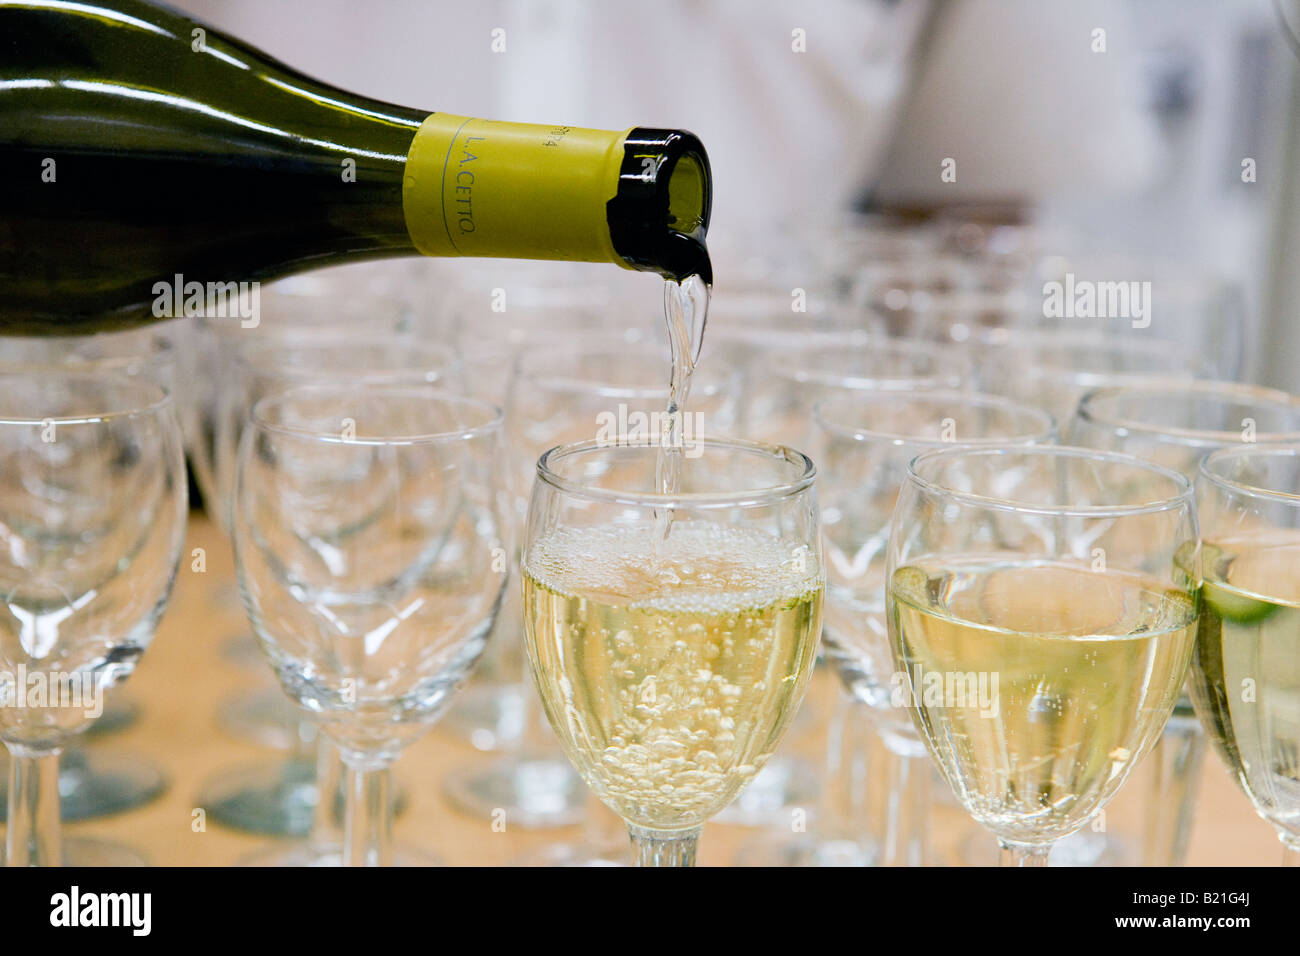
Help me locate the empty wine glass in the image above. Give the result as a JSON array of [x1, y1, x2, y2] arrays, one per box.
[[197, 331, 459, 851], [0, 367, 187, 866], [521, 437, 824, 866], [886, 446, 1199, 866], [742, 337, 970, 446], [1189, 443, 1300, 865], [967, 329, 1201, 425], [232, 384, 507, 866], [1070, 380, 1300, 475], [729, 340, 970, 865], [0, 329, 180, 822]]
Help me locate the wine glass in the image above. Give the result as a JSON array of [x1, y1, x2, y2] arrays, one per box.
[[444, 341, 741, 854], [521, 437, 824, 866], [742, 337, 970, 446], [811, 391, 1056, 864], [0, 328, 180, 822], [965, 329, 1201, 425], [729, 337, 971, 863], [1070, 380, 1300, 474], [0, 366, 187, 866], [1029, 253, 1248, 380], [196, 331, 459, 850], [231, 384, 507, 866], [1068, 379, 1300, 865], [1190, 443, 1300, 865], [886, 445, 1199, 866]]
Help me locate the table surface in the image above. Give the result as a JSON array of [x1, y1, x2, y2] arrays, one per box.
[[9, 515, 1285, 867]]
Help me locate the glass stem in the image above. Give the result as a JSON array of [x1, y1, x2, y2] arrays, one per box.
[[628, 825, 701, 867], [312, 736, 344, 842], [880, 747, 931, 867], [1141, 709, 1205, 866], [998, 840, 1052, 867], [812, 690, 876, 865], [822, 689, 854, 835], [341, 760, 393, 867], [5, 745, 63, 867]]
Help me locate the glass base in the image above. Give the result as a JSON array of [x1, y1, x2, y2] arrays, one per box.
[[442, 756, 587, 828], [198, 757, 406, 837], [197, 756, 320, 837], [0, 748, 167, 822], [216, 687, 304, 751], [84, 696, 140, 737], [236, 839, 440, 867], [0, 837, 147, 867], [714, 756, 821, 827], [733, 832, 878, 867], [961, 826, 1132, 867], [438, 684, 527, 753]]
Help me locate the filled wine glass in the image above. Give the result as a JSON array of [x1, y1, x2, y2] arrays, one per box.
[[885, 445, 1199, 866], [811, 391, 1056, 864], [231, 384, 507, 866], [1189, 443, 1300, 865], [444, 341, 741, 852], [0, 366, 187, 866], [521, 438, 824, 866], [1068, 379, 1300, 865]]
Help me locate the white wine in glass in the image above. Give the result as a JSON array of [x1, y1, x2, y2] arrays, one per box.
[[1188, 445, 1300, 861], [885, 445, 1199, 865], [521, 438, 824, 865], [892, 560, 1195, 844], [524, 522, 822, 832]]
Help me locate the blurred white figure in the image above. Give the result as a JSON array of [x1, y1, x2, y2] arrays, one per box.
[[872, 0, 1160, 206]]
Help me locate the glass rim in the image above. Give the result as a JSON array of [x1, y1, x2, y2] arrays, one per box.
[[535, 436, 816, 509], [1199, 442, 1300, 506], [249, 383, 502, 446], [812, 390, 1056, 446], [1075, 379, 1300, 446], [905, 443, 1195, 517], [0, 365, 173, 426]]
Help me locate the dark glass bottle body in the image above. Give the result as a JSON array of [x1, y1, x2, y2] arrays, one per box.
[[0, 0, 710, 333]]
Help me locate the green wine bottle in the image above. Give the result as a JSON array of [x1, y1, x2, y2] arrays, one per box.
[[0, 0, 711, 333]]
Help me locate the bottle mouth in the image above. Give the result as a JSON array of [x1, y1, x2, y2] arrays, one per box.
[[606, 128, 712, 283]]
